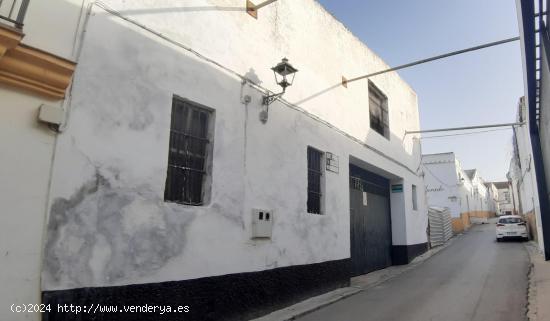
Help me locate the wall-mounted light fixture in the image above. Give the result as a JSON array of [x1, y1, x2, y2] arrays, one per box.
[[260, 58, 298, 123]]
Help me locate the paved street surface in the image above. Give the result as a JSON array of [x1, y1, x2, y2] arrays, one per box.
[[298, 222, 529, 321]]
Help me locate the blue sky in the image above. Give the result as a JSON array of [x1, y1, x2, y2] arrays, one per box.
[[316, 0, 523, 181]]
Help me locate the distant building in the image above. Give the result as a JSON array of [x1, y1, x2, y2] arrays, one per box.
[[463, 169, 494, 222], [515, 0, 550, 259], [507, 97, 543, 242], [492, 181, 515, 216], [484, 182, 500, 214], [422, 153, 496, 234]]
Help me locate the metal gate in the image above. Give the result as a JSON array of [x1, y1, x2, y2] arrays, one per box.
[[349, 165, 392, 276]]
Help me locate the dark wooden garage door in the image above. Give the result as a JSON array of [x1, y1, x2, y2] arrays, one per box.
[[349, 164, 392, 276]]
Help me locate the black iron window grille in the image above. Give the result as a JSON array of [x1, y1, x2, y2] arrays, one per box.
[[164, 97, 212, 206], [307, 146, 323, 214], [0, 0, 29, 29], [368, 81, 389, 139], [350, 176, 363, 191]]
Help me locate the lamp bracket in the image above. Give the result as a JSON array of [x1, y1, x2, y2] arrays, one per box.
[[262, 91, 284, 106]]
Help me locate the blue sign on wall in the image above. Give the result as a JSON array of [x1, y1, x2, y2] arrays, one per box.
[[391, 184, 403, 193]]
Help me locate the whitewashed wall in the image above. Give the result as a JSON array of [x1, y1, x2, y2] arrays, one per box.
[[468, 171, 489, 212], [0, 1, 84, 320], [513, 99, 544, 245], [0, 89, 57, 321], [456, 161, 474, 214], [422, 153, 493, 218], [42, 0, 427, 291], [422, 153, 462, 218], [497, 185, 515, 214]]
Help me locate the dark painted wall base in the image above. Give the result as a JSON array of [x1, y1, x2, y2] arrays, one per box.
[[42, 258, 350, 321], [391, 243, 428, 265]]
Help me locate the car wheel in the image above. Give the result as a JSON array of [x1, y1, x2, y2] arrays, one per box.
[[496, 238, 501, 242]]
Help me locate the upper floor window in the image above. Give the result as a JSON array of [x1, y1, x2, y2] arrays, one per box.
[[164, 96, 214, 206], [307, 147, 324, 214], [369, 81, 389, 139]]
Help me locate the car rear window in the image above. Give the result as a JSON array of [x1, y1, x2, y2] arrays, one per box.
[[498, 217, 523, 224]]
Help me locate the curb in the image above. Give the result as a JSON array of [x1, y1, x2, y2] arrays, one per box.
[[524, 241, 539, 321]]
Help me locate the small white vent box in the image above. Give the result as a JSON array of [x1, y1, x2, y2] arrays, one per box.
[[38, 104, 64, 125], [251, 209, 273, 238]]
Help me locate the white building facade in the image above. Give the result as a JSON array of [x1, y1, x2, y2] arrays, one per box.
[[0, 1, 78, 320], [7, 0, 431, 320], [485, 182, 500, 214], [515, 0, 550, 259], [508, 97, 544, 244], [493, 181, 515, 215], [422, 153, 496, 233]]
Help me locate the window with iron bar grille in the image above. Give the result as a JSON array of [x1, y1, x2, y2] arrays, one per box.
[[307, 147, 323, 214], [164, 96, 213, 206]]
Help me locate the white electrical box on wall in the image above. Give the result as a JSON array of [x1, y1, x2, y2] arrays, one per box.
[[38, 104, 64, 125], [251, 209, 273, 238]]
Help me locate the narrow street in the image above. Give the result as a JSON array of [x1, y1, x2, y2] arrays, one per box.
[[3, 2, 550, 321], [298, 222, 530, 321]]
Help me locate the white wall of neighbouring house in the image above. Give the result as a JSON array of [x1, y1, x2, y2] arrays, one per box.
[[41, 0, 427, 292], [0, 89, 57, 321], [467, 171, 488, 213], [485, 183, 499, 213], [422, 153, 462, 218], [516, 125, 539, 215], [0, 1, 84, 320], [516, 98, 545, 247], [456, 164, 474, 214], [497, 185, 514, 215]]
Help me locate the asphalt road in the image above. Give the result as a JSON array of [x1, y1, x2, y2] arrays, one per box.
[[298, 222, 530, 321]]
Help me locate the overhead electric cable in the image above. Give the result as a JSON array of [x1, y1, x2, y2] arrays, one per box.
[[406, 122, 523, 135], [420, 128, 512, 140], [342, 36, 520, 87]]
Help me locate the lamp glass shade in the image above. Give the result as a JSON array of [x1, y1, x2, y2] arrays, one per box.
[[271, 58, 298, 77]]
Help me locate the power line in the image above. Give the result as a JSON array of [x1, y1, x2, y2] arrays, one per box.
[[420, 128, 512, 140], [406, 122, 523, 135], [342, 36, 520, 87]]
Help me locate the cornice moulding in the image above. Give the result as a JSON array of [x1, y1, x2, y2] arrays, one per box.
[[0, 23, 76, 99]]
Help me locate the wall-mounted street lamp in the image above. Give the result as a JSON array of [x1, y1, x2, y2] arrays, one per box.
[[263, 58, 297, 105], [260, 58, 298, 123]]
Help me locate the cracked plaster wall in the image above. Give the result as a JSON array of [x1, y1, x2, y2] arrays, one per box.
[[43, 0, 427, 291]]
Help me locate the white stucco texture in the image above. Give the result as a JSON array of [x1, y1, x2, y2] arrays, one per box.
[[42, 0, 427, 291]]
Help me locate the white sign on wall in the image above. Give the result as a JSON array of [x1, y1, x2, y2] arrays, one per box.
[[325, 152, 339, 173]]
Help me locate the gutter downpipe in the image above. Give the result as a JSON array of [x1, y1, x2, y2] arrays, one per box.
[[517, 0, 550, 260]]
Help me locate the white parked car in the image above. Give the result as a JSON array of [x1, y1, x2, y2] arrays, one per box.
[[496, 215, 529, 242]]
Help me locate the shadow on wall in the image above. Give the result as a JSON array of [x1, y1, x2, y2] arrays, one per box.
[[115, 6, 247, 16]]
